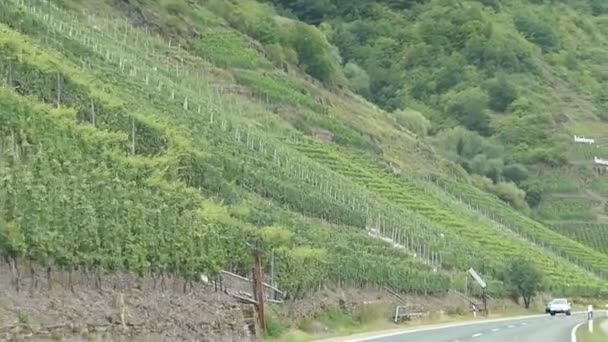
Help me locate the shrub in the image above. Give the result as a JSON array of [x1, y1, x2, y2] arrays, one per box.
[[289, 22, 345, 85], [513, 12, 560, 52], [444, 88, 492, 136], [344, 62, 371, 97], [393, 108, 431, 136], [502, 163, 529, 184], [473, 176, 530, 212], [485, 76, 517, 112]]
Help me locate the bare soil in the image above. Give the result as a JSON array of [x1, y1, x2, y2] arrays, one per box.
[[0, 263, 254, 341]]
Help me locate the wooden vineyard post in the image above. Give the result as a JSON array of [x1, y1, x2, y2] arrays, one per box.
[[252, 248, 265, 331]]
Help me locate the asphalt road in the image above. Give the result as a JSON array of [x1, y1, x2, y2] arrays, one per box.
[[351, 312, 593, 342]]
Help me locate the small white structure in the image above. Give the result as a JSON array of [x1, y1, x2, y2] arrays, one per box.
[[574, 135, 595, 144], [594, 157, 608, 166]]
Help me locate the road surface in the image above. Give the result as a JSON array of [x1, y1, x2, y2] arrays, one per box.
[[326, 312, 593, 342]]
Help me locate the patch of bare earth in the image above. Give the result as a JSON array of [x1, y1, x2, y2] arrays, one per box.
[[0, 263, 255, 341]]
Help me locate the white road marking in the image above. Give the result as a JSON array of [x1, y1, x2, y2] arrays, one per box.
[[472, 333, 482, 338], [521, 322, 528, 326], [571, 322, 584, 342], [491, 328, 500, 332], [508, 325, 515, 328]]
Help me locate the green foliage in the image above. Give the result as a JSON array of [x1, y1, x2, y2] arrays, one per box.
[[536, 197, 598, 221], [594, 87, 608, 121], [193, 29, 272, 69], [550, 223, 608, 255], [344, 62, 370, 97], [289, 22, 345, 85], [0, 0, 606, 305], [264, 310, 289, 337], [513, 11, 560, 52], [502, 257, 543, 308], [502, 164, 528, 184], [590, 0, 608, 15], [392, 108, 431, 137], [444, 88, 491, 136], [472, 176, 529, 212], [234, 70, 324, 112], [484, 76, 517, 112]]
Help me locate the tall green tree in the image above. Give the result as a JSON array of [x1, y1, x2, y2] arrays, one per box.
[[502, 258, 543, 309]]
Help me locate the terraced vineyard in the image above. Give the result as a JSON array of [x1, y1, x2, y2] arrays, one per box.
[[0, 0, 606, 301], [536, 197, 600, 221], [550, 223, 608, 255], [286, 138, 608, 293], [427, 176, 608, 281], [0, 0, 450, 296]]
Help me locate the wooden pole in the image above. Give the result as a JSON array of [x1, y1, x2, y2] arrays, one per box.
[[253, 248, 265, 331]]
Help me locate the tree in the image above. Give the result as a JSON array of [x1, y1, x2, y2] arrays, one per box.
[[502, 258, 543, 308], [445, 88, 492, 136], [502, 163, 528, 184], [513, 12, 560, 53], [485, 76, 517, 112]]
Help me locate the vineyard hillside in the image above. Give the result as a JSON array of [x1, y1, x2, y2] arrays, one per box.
[[262, 0, 608, 261], [0, 0, 607, 338]]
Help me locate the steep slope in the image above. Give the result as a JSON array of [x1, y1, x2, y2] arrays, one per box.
[[264, 0, 608, 261], [0, 0, 606, 308]]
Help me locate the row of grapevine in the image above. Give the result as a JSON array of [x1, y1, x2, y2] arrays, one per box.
[[429, 175, 608, 280], [286, 139, 607, 284], [550, 223, 608, 255], [1, 0, 605, 296], [0, 5, 453, 296], [0, 81, 452, 296], [0, 1, 460, 271]]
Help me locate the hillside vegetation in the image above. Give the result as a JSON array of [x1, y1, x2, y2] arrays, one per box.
[[0, 0, 607, 312], [264, 0, 608, 260]]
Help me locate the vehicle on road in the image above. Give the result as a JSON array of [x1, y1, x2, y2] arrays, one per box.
[[547, 298, 571, 316]]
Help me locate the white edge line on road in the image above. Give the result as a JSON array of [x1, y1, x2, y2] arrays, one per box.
[[334, 311, 587, 342], [472, 333, 482, 337], [571, 322, 584, 342]]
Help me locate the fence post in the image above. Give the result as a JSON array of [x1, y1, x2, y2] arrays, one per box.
[[252, 248, 265, 331]]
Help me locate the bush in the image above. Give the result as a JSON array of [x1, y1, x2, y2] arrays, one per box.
[[485, 76, 517, 112], [344, 62, 371, 97], [513, 12, 560, 52], [289, 22, 345, 85], [590, 0, 608, 16], [264, 311, 289, 338], [473, 176, 530, 212], [594, 87, 608, 121], [444, 88, 492, 136], [393, 108, 431, 136], [502, 163, 529, 184]]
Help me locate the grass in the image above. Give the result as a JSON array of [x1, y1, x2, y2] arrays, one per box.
[[576, 318, 608, 342]]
